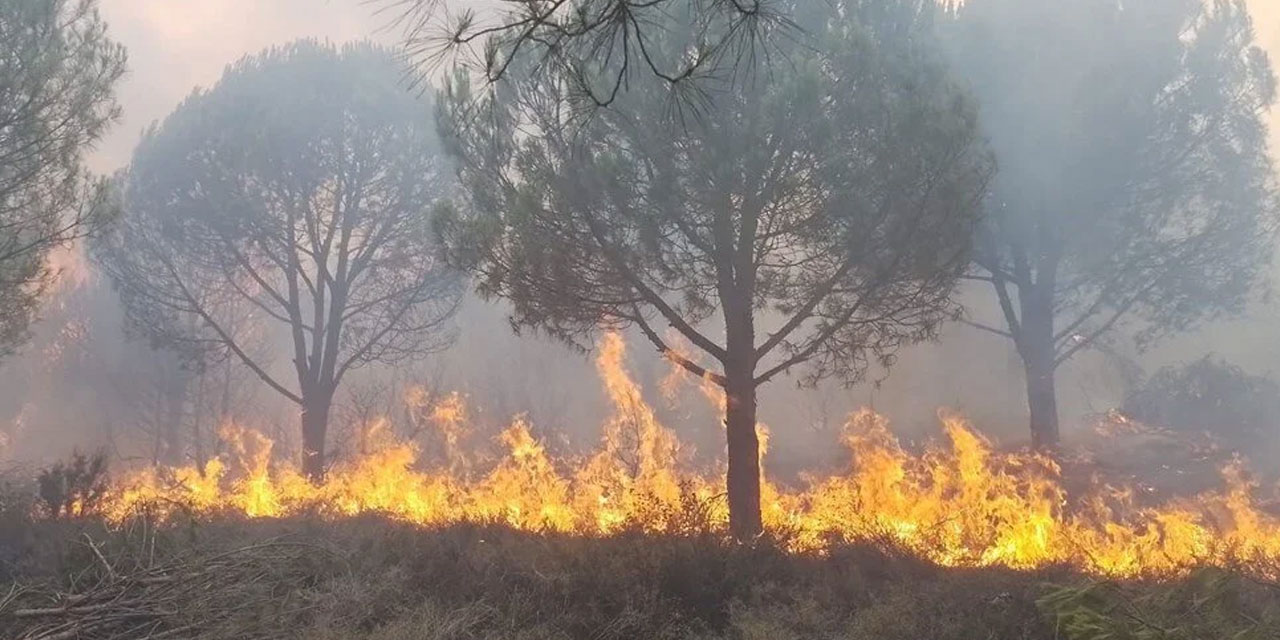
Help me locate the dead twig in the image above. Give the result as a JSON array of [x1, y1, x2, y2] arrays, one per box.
[[2, 536, 340, 640]]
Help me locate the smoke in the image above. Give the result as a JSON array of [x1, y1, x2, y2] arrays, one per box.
[[1137, 1, 1280, 408], [1247, 0, 1280, 155], [87, 0, 388, 173], [4, 0, 1280, 471]]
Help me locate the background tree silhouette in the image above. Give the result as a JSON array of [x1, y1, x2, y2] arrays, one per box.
[[946, 0, 1279, 448], [97, 41, 462, 479]]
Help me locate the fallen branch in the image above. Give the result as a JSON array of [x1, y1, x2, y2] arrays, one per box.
[[2, 536, 342, 640]]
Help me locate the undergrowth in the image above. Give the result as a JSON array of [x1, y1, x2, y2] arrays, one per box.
[[0, 505, 1277, 639]]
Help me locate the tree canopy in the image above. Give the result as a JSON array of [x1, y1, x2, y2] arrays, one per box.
[[437, 0, 992, 536], [0, 0, 125, 358], [382, 0, 791, 116]]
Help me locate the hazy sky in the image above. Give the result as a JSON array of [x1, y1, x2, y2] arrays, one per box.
[[86, 0, 1280, 174], [89, 0, 389, 173], [1252, 0, 1280, 153], [88, 1, 1280, 174]]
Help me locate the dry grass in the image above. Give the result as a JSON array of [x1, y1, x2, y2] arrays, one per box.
[[1, 505, 1276, 639]]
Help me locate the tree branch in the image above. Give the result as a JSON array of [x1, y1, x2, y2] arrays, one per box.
[[630, 306, 728, 387]]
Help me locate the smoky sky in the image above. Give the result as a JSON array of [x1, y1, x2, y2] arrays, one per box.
[[38, 0, 1280, 459], [86, 1, 1280, 175], [87, 0, 390, 173]]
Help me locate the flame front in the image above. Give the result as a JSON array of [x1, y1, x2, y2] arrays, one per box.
[[102, 333, 1280, 578]]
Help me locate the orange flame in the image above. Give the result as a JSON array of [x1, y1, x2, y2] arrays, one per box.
[[101, 333, 1280, 578]]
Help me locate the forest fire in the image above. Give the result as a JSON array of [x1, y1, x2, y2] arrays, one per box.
[[100, 334, 1280, 580], [10, 0, 1280, 636]]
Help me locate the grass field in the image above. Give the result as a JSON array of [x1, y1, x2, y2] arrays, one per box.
[[3, 500, 1279, 640]]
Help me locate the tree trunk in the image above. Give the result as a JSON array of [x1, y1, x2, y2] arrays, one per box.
[[1020, 297, 1060, 450], [724, 373, 762, 539], [1024, 353, 1059, 450], [215, 361, 233, 460], [161, 376, 186, 466], [192, 374, 207, 473], [300, 391, 332, 481]]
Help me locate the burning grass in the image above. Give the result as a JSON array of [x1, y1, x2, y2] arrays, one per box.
[[84, 333, 1280, 581], [6, 332, 1280, 637]]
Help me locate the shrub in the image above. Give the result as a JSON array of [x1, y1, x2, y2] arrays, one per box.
[[1121, 356, 1280, 450], [35, 450, 108, 518]]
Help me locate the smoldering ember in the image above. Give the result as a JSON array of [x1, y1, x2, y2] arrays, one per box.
[[4, 1, 1280, 639]]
